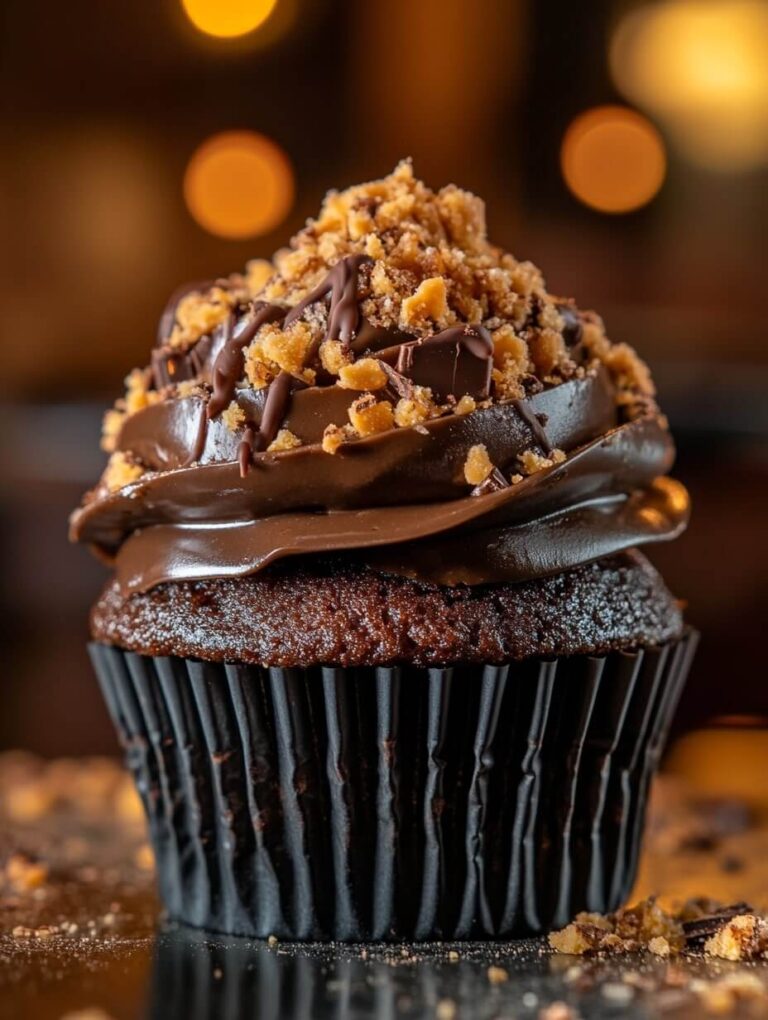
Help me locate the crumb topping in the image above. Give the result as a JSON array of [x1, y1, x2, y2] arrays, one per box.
[[267, 428, 302, 453], [93, 161, 663, 493], [102, 452, 144, 492], [464, 444, 495, 485]]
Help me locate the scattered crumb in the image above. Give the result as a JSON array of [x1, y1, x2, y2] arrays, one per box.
[[4, 853, 48, 892], [487, 964, 508, 985], [705, 914, 768, 961], [549, 897, 685, 956]]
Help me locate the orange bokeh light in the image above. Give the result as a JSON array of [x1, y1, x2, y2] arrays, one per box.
[[183, 131, 294, 239], [560, 106, 667, 214], [181, 0, 278, 39]]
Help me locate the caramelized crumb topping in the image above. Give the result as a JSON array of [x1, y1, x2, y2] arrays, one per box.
[[464, 444, 494, 485], [347, 394, 395, 437], [99, 161, 662, 473]]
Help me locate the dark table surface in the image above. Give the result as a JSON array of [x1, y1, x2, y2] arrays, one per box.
[[1, 753, 766, 1020]]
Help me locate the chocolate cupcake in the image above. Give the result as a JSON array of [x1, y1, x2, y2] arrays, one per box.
[[71, 161, 696, 940]]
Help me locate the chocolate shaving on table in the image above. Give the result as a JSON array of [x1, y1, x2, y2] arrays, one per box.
[[284, 254, 372, 346], [396, 325, 493, 400], [512, 399, 552, 455], [208, 303, 286, 419], [557, 302, 584, 348], [682, 904, 754, 944], [471, 467, 509, 497]]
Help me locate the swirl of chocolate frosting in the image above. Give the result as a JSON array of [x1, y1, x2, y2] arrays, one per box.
[[71, 166, 690, 594]]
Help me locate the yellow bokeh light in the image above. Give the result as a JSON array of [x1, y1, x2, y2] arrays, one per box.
[[181, 0, 278, 38], [610, 1, 768, 170], [666, 723, 768, 809], [183, 131, 294, 239], [560, 106, 666, 214]]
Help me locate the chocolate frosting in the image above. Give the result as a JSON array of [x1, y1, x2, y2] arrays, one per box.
[[71, 363, 689, 594], [71, 255, 690, 594]]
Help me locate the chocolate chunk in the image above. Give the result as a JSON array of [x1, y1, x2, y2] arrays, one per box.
[[396, 325, 493, 400], [682, 904, 754, 944], [557, 303, 584, 348], [512, 399, 552, 455], [471, 467, 509, 497]]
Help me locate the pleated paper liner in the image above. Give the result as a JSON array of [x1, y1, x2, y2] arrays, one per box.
[[90, 630, 697, 941]]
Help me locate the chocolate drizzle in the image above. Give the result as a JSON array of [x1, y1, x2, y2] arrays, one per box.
[[260, 371, 295, 446], [512, 399, 552, 455], [284, 254, 372, 346], [152, 334, 216, 390], [208, 303, 286, 419], [155, 279, 214, 346], [185, 403, 209, 467], [238, 426, 257, 478], [396, 325, 493, 399], [237, 371, 297, 476]]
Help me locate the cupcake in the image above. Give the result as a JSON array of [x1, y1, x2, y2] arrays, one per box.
[[71, 161, 696, 941]]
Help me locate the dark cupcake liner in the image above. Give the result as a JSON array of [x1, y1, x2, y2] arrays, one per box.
[[90, 630, 697, 941]]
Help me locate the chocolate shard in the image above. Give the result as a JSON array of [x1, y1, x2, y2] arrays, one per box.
[[682, 904, 754, 944], [471, 467, 509, 497], [379, 360, 414, 401], [396, 325, 493, 400]]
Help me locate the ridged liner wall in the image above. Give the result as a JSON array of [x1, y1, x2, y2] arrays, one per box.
[[90, 631, 697, 941]]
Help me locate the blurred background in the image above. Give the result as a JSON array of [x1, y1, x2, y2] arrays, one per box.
[[1, 0, 766, 786]]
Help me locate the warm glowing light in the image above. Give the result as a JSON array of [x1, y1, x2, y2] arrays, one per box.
[[181, 0, 278, 38], [560, 106, 666, 214], [183, 131, 294, 239], [610, 1, 768, 170], [666, 722, 768, 808]]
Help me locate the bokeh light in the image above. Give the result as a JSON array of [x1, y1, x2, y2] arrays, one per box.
[[183, 131, 294, 239], [611, 0, 768, 170], [181, 0, 278, 39], [666, 719, 768, 809], [560, 106, 666, 213]]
